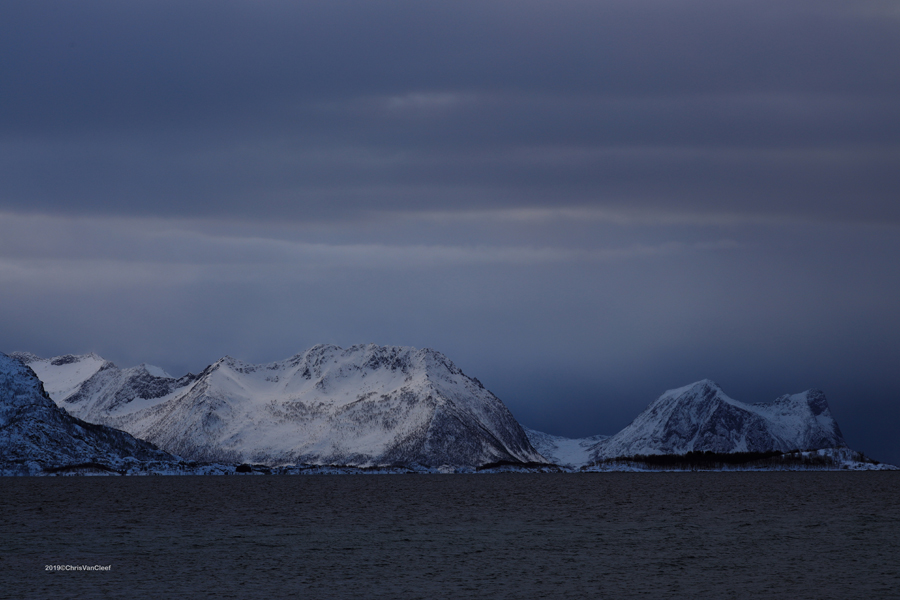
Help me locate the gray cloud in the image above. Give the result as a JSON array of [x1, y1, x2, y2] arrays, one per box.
[[2, 1, 898, 222]]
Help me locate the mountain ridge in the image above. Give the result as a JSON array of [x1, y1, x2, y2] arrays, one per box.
[[15, 344, 545, 468], [10, 348, 888, 471]]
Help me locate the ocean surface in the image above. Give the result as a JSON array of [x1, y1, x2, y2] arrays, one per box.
[[2, 473, 899, 599]]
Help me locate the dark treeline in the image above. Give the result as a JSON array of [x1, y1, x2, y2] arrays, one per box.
[[587, 450, 871, 471]]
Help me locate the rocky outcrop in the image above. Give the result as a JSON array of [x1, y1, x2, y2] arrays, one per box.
[[0, 352, 176, 475]]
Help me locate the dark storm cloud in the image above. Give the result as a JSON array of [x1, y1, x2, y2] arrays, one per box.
[[2, 1, 899, 464], [2, 0, 899, 222]]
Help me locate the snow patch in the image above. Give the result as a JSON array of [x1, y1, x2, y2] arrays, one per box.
[[142, 364, 172, 379], [12, 353, 109, 401]]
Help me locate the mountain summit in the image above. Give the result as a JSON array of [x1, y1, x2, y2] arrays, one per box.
[[588, 379, 846, 461]]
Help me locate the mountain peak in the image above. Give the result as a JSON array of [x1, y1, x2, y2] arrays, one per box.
[[24, 344, 544, 468], [657, 379, 729, 404], [7, 351, 42, 364], [591, 381, 846, 460], [0, 352, 50, 403], [137, 364, 173, 379]]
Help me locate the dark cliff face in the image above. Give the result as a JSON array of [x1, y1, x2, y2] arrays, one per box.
[[63, 365, 196, 414], [806, 389, 829, 416], [0, 353, 176, 473]]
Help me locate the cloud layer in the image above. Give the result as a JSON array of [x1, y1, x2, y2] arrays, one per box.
[[2, 1, 898, 462]]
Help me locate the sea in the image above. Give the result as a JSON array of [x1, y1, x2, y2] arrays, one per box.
[[2, 473, 898, 599]]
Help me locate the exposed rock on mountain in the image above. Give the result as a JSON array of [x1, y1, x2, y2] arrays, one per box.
[[0, 352, 176, 475]]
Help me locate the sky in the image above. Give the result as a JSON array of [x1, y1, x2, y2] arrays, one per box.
[[2, 0, 899, 463]]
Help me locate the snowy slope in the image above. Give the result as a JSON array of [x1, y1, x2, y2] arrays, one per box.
[[0, 352, 176, 474], [589, 380, 846, 461], [26, 345, 546, 468], [524, 428, 608, 467], [10, 352, 110, 401]]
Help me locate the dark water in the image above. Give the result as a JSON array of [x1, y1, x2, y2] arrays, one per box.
[[2, 473, 899, 599]]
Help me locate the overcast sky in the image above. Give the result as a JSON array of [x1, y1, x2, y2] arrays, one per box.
[[2, 0, 899, 463]]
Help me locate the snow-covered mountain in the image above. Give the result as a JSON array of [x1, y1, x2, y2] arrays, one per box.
[[16, 345, 546, 468], [588, 379, 846, 461], [11, 349, 866, 470], [0, 352, 176, 475], [523, 428, 608, 468]]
